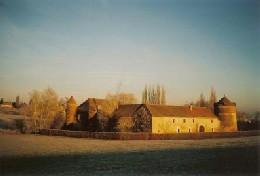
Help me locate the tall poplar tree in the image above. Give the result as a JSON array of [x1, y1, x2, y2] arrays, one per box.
[[209, 87, 217, 112]]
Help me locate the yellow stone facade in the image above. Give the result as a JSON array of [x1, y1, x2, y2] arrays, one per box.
[[152, 117, 221, 134]]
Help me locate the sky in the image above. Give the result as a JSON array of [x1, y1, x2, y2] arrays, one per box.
[[0, 0, 259, 113]]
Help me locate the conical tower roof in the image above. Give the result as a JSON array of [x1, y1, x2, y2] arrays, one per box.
[[68, 96, 77, 104], [216, 96, 235, 106]]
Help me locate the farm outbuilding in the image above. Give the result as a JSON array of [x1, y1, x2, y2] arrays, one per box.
[[76, 98, 117, 131], [66, 96, 237, 133], [113, 96, 237, 133], [114, 104, 221, 133]]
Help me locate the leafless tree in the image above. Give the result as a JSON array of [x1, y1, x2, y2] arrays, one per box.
[[208, 87, 217, 112], [106, 92, 137, 105], [28, 87, 65, 131], [161, 86, 166, 105], [142, 84, 166, 105], [196, 93, 207, 107]]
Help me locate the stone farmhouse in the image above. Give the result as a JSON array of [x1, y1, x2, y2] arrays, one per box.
[[76, 98, 117, 131], [66, 96, 237, 133]]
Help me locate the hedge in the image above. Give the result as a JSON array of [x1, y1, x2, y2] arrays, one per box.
[[39, 129, 260, 140]]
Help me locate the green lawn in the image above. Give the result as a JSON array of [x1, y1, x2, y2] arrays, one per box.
[[0, 135, 259, 176]]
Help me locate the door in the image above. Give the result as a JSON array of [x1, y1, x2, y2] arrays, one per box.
[[199, 125, 205, 132]]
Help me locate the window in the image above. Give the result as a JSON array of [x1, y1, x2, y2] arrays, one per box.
[[211, 128, 214, 132], [211, 119, 213, 123], [173, 119, 175, 123], [188, 128, 191, 133], [177, 128, 180, 133], [193, 119, 195, 123], [183, 119, 186, 123]]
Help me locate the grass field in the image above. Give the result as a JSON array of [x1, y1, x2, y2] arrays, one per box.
[[0, 134, 259, 176]]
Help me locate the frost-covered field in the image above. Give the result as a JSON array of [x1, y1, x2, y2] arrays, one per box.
[[0, 134, 259, 176]]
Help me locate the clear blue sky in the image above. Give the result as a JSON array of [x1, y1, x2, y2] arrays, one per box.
[[0, 0, 259, 112]]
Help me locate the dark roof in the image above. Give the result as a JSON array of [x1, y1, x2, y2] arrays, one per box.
[[77, 98, 118, 117], [114, 104, 217, 118], [77, 100, 88, 111], [215, 96, 236, 106], [114, 104, 142, 117], [78, 98, 110, 111]]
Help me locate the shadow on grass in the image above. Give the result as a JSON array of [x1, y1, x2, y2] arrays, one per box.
[[1, 146, 258, 176]]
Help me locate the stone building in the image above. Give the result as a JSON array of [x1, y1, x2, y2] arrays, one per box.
[[214, 96, 237, 132], [113, 96, 237, 133], [65, 96, 237, 133], [76, 98, 117, 131], [112, 104, 143, 132]]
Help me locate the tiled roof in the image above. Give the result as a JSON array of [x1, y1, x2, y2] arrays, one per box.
[[215, 96, 236, 106], [114, 104, 142, 117], [146, 105, 191, 117], [146, 105, 216, 118], [77, 100, 88, 111], [77, 98, 118, 117], [114, 104, 217, 118], [190, 107, 216, 117]]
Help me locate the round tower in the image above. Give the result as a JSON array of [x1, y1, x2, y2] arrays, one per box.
[[66, 96, 77, 125], [214, 96, 237, 132]]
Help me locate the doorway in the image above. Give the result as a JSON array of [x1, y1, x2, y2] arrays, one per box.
[[199, 125, 205, 132]]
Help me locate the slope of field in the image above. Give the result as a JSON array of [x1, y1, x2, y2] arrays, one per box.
[[0, 112, 33, 134], [0, 135, 259, 176]]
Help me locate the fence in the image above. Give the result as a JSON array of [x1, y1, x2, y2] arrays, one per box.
[[39, 129, 260, 140]]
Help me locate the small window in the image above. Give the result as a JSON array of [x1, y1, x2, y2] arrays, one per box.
[[173, 119, 175, 123], [188, 128, 191, 133], [211, 128, 214, 132], [183, 119, 186, 123], [177, 128, 180, 133], [193, 119, 195, 123], [211, 119, 213, 123]]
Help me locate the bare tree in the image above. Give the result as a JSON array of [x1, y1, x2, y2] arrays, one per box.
[[28, 87, 65, 131], [156, 84, 161, 104], [28, 90, 41, 132], [142, 84, 166, 105], [208, 87, 217, 112], [15, 95, 20, 108], [196, 93, 207, 107], [106, 92, 137, 105], [161, 86, 166, 105]]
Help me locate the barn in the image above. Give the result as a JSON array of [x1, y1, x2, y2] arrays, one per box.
[[113, 96, 237, 133], [114, 104, 221, 133]]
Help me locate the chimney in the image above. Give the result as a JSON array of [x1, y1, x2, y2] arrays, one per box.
[[189, 105, 192, 111]]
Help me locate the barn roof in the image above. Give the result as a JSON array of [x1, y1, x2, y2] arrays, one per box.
[[114, 104, 217, 118], [114, 104, 142, 117], [77, 98, 118, 117], [145, 105, 216, 118], [189, 106, 217, 118]]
